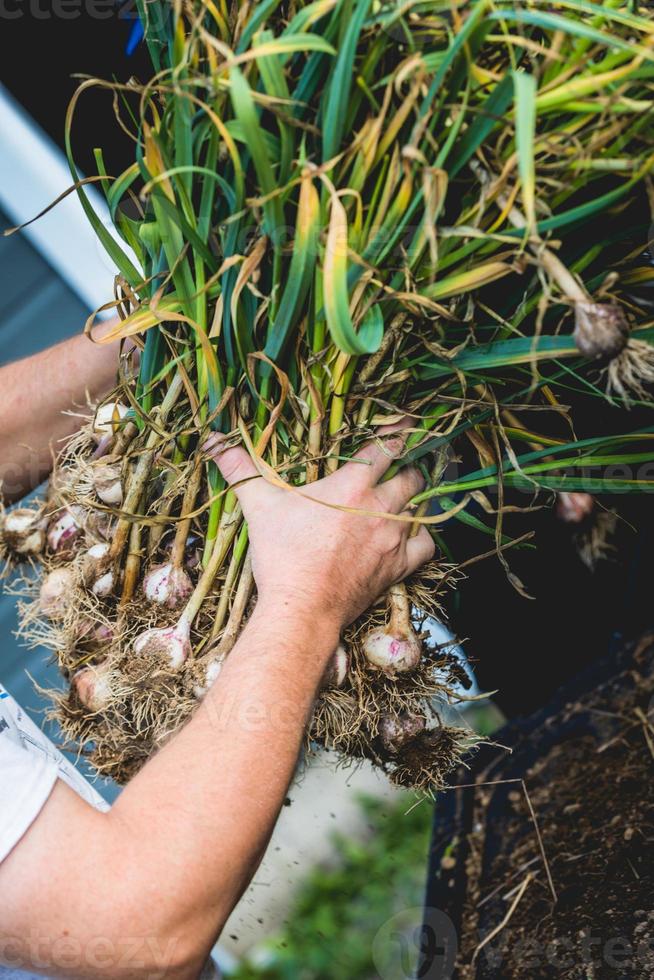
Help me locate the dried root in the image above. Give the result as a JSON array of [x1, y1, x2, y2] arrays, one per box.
[[310, 569, 475, 790], [388, 723, 481, 791], [575, 510, 618, 570], [603, 338, 654, 404], [556, 493, 618, 570], [569, 299, 654, 403]]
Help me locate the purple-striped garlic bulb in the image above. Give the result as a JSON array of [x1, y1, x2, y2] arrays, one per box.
[[556, 491, 594, 524], [47, 506, 84, 557], [133, 620, 192, 669], [379, 712, 427, 755], [73, 663, 115, 713], [362, 584, 422, 676], [142, 562, 193, 610]]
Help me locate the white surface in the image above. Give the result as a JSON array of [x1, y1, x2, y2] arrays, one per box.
[[219, 752, 402, 960], [0, 84, 136, 314]]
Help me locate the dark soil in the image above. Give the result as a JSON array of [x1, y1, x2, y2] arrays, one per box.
[[423, 634, 654, 979]]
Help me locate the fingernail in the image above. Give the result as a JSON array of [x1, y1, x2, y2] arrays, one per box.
[[385, 434, 406, 457], [201, 433, 228, 455]]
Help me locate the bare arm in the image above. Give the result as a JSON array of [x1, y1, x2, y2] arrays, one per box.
[[0, 328, 121, 502], [0, 427, 434, 979]]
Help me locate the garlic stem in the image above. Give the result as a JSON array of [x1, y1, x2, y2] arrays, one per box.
[[354, 314, 407, 391], [109, 450, 153, 562], [148, 457, 182, 557], [306, 413, 323, 483], [355, 396, 373, 428], [409, 446, 450, 538], [179, 500, 242, 634], [211, 526, 249, 640], [213, 551, 254, 659], [113, 421, 138, 458], [120, 520, 143, 605], [170, 459, 203, 569], [325, 353, 355, 474], [501, 193, 588, 302], [202, 469, 225, 567], [387, 582, 412, 633], [110, 373, 183, 563]]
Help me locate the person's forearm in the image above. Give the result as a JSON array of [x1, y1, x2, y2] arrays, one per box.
[[2, 597, 338, 978], [109, 595, 339, 962], [0, 329, 120, 502]]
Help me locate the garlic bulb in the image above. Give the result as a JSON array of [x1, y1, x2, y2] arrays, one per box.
[[93, 622, 114, 644], [92, 570, 115, 598], [379, 712, 427, 755], [1, 508, 46, 556], [143, 562, 193, 609], [556, 492, 594, 524], [39, 567, 76, 619], [321, 644, 349, 689], [47, 507, 83, 556], [73, 664, 114, 712], [92, 462, 123, 506], [574, 302, 629, 361], [363, 629, 422, 674], [82, 542, 111, 579], [133, 621, 191, 669], [92, 402, 129, 443], [77, 618, 114, 646], [193, 657, 223, 699], [80, 543, 115, 597], [362, 585, 422, 676]]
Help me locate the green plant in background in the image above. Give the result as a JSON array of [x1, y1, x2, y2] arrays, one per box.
[[229, 794, 433, 980], [4, 0, 654, 789]]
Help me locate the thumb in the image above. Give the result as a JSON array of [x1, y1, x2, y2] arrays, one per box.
[[203, 434, 260, 504]]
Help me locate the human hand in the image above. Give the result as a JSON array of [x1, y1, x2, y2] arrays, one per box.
[[204, 425, 435, 633]]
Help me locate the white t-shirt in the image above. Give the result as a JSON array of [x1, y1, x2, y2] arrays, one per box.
[[0, 680, 109, 839]]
